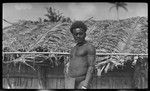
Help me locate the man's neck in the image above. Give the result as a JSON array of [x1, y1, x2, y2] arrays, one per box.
[[76, 40, 87, 46]]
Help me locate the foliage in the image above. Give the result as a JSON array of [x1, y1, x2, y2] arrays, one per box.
[[44, 6, 72, 23]]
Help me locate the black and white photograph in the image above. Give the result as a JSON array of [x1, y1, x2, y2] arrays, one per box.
[[2, 2, 148, 89]]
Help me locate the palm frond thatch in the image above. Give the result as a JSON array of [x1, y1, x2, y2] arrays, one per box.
[[3, 17, 148, 76]]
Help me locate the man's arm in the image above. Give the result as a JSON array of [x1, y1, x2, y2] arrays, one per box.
[[82, 44, 96, 88]]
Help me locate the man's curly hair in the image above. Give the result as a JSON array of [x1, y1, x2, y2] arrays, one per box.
[[70, 21, 87, 34]]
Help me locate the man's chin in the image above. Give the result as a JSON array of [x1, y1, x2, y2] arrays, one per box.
[[75, 41, 81, 43]]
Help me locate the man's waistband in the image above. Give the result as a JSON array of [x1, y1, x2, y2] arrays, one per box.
[[66, 74, 86, 82]]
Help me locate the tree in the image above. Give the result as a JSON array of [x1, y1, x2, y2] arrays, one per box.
[[109, 2, 128, 21], [44, 6, 63, 22], [44, 6, 72, 23]]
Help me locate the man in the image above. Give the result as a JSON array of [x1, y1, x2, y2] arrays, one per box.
[[65, 21, 96, 89]]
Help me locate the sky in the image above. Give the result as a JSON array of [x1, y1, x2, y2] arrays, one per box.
[[3, 2, 148, 28]]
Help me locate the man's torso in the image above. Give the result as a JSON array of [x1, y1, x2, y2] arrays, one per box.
[[68, 42, 90, 77]]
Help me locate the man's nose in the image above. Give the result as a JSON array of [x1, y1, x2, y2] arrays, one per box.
[[77, 34, 80, 37]]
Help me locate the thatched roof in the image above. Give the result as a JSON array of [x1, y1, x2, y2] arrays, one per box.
[[3, 16, 148, 75]]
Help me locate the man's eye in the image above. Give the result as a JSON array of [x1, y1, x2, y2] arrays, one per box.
[[75, 34, 82, 36], [79, 33, 83, 35]]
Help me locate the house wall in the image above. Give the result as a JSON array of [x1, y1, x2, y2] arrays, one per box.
[[3, 63, 41, 89], [2, 61, 148, 89], [90, 66, 134, 89]]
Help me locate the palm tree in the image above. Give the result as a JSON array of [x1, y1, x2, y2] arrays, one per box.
[[109, 2, 128, 21]]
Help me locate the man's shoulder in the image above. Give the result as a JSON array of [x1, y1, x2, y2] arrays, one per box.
[[85, 42, 96, 53], [85, 42, 95, 49]]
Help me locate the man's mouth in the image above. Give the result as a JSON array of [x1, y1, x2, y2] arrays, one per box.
[[76, 38, 81, 41], [75, 39, 81, 42]]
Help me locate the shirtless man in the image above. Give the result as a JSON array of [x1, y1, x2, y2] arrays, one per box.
[[65, 21, 96, 89]]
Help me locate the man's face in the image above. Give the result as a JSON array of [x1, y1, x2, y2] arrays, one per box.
[[72, 28, 86, 43]]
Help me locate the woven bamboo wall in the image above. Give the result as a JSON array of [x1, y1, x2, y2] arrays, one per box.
[[2, 62, 148, 89]]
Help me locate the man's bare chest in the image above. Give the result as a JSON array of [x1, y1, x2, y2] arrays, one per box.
[[72, 45, 88, 57]]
